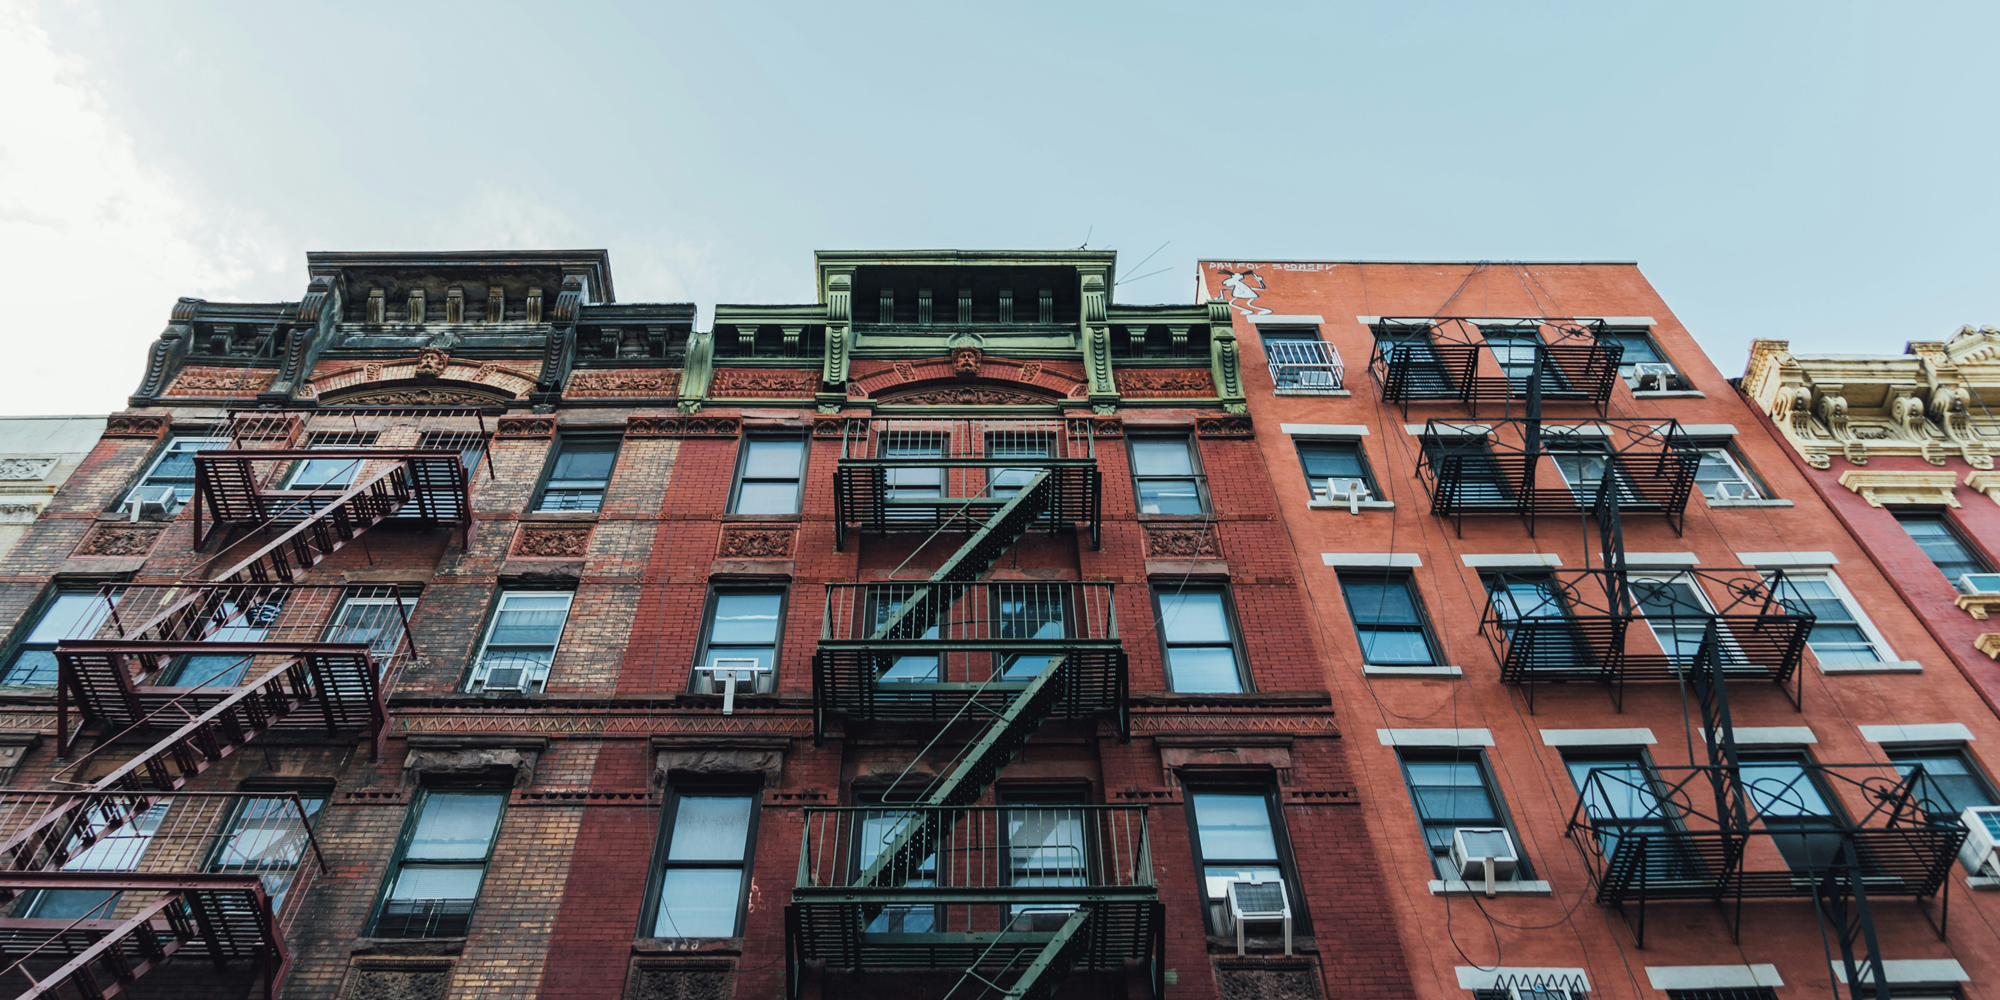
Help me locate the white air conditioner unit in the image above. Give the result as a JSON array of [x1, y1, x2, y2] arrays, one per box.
[[1960, 806, 2000, 876], [1223, 880, 1292, 957], [1322, 477, 1372, 515], [1957, 574, 2000, 596], [1710, 482, 1746, 502], [477, 660, 536, 693], [1450, 827, 1519, 896], [1298, 367, 1336, 387], [696, 658, 771, 715], [1632, 363, 1687, 391], [122, 485, 181, 523]]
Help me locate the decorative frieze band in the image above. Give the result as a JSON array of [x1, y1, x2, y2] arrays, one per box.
[[624, 414, 741, 439]]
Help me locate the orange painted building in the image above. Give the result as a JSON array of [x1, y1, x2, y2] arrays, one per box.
[[1203, 260, 2000, 1000]]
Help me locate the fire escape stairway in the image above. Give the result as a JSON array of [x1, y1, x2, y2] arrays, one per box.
[[0, 877, 284, 1000]]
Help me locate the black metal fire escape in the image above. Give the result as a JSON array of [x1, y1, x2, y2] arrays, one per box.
[[791, 418, 1159, 1000]]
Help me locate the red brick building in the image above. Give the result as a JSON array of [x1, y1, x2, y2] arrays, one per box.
[[0, 249, 1418, 1000], [1208, 260, 2000, 1000]]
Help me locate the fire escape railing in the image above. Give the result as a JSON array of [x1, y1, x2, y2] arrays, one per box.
[[1415, 418, 1701, 536], [1367, 317, 1622, 416], [829, 418, 1100, 550]]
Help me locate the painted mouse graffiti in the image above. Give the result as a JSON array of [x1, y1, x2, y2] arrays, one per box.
[[1216, 267, 1270, 316]]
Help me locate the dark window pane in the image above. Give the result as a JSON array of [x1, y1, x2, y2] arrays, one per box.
[[742, 439, 805, 478], [1131, 440, 1194, 477], [551, 441, 617, 482], [1298, 442, 1365, 481], [1899, 516, 1988, 581]]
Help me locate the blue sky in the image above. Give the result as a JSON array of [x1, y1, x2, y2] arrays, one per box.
[[3, 1, 1995, 413]]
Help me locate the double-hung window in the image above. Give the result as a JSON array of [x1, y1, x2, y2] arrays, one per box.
[[160, 594, 281, 687], [1629, 575, 1713, 665], [1600, 328, 1677, 388], [323, 588, 417, 675], [1260, 327, 1343, 394], [1740, 752, 1846, 872], [1483, 327, 1549, 392], [287, 432, 377, 491], [207, 792, 328, 908], [1483, 573, 1565, 634], [1295, 440, 1375, 504], [131, 435, 228, 504], [883, 434, 945, 524], [1129, 437, 1205, 515], [467, 590, 573, 693], [16, 802, 169, 919], [1767, 572, 1887, 665], [867, 584, 941, 684], [1548, 441, 1639, 507], [1420, 434, 1508, 505], [1397, 750, 1527, 881], [1897, 514, 1989, 584], [1692, 442, 1765, 501], [419, 430, 486, 476], [1886, 747, 1999, 824], [731, 436, 806, 515], [536, 436, 619, 512], [1186, 789, 1295, 933], [1339, 573, 1441, 668], [1154, 586, 1245, 692], [995, 584, 1069, 680], [4, 590, 120, 686], [1562, 751, 1678, 863], [647, 789, 757, 938], [853, 792, 939, 932], [694, 588, 783, 694], [985, 431, 1052, 498], [1374, 324, 1447, 391], [1003, 791, 1090, 930], [374, 789, 505, 938]]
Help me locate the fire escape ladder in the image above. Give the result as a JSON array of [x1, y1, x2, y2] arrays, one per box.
[[1810, 861, 1893, 1000], [192, 460, 416, 584], [994, 907, 1093, 1000], [10, 890, 198, 1000]]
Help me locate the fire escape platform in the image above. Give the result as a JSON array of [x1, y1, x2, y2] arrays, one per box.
[[1369, 320, 1623, 414], [56, 642, 383, 737]]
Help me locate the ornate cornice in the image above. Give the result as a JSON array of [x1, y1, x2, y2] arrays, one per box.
[[1836, 469, 1960, 507]]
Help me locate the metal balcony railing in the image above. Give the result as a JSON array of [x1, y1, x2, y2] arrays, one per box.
[[813, 583, 1125, 731], [1481, 568, 1816, 709], [830, 418, 1099, 548], [1416, 418, 1701, 535], [1565, 762, 1964, 943], [1368, 318, 1623, 414], [1264, 340, 1345, 395]]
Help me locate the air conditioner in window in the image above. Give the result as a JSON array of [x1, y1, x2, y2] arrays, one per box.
[[1960, 806, 2000, 876], [1223, 880, 1292, 957], [477, 658, 542, 694], [696, 658, 771, 715], [1321, 477, 1372, 515], [1710, 482, 1747, 502], [1957, 574, 2000, 596], [1632, 363, 1688, 392], [122, 485, 181, 523], [1450, 827, 1519, 896]]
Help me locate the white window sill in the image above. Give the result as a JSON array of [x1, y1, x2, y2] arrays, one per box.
[[1633, 389, 1705, 398], [1706, 498, 1793, 508], [1430, 879, 1552, 896], [1817, 659, 1923, 675], [1274, 387, 1352, 397], [1306, 499, 1396, 511], [1967, 875, 2000, 891], [1364, 664, 1462, 678]]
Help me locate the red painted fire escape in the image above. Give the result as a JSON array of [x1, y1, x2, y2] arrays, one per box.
[[0, 408, 484, 999]]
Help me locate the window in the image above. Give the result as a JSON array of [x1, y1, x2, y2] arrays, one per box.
[[1887, 747, 1999, 824], [4, 591, 120, 686], [1187, 789, 1294, 933], [467, 590, 573, 693], [1483, 327, 1551, 391], [160, 594, 282, 687], [1897, 514, 1989, 584], [1693, 442, 1764, 501], [536, 436, 619, 512], [867, 584, 941, 683], [14, 802, 168, 920], [208, 793, 328, 908], [1154, 586, 1245, 692], [1739, 752, 1849, 871], [1260, 328, 1343, 394], [1397, 750, 1528, 881], [1483, 573, 1565, 634], [647, 790, 757, 938], [882, 434, 945, 524], [1129, 437, 1205, 515], [1562, 751, 1677, 862], [995, 584, 1070, 680], [1374, 324, 1446, 388], [323, 589, 417, 673], [730, 436, 806, 515], [1629, 575, 1713, 665], [1294, 440, 1375, 503], [985, 432, 1052, 498], [1003, 790, 1089, 930], [420, 431, 485, 475], [1548, 443, 1639, 506], [1600, 328, 1675, 386], [286, 432, 377, 490], [852, 791, 939, 933], [1768, 572, 1886, 665], [1339, 573, 1441, 668], [1665, 990, 1780, 1000], [131, 435, 228, 503], [694, 588, 783, 694], [373, 789, 505, 938], [1420, 435, 1509, 505]]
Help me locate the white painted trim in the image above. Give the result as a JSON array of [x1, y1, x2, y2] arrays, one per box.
[[1541, 728, 1657, 747], [1325, 553, 1421, 568], [1860, 724, 1975, 744], [1633, 389, 1706, 399], [1646, 965, 1784, 990], [1624, 552, 1700, 567], [1378, 728, 1493, 747], [1829, 958, 1968, 984], [1455, 967, 1591, 991], [1709, 498, 1795, 508], [1702, 726, 1817, 745], [1404, 423, 1490, 437], [1780, 568, 1900, 665], [1738, 551, 1840, 567], [1363, 664, 1463, 678], [1821, 660, 1923, 674], [1281, 423, 1370, 437], [1462, 553, 1563, 569], [1307, 499, 1396, 512], [1431, 879, 1552, 896], [1250, 314, 1324, 325], [1670, 424, 1740, 438], [1588, 316, 1657, 327]]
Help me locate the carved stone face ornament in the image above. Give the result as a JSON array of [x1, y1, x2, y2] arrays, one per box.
[[952, 345, 982, 378], [413, 347, 450, 379]]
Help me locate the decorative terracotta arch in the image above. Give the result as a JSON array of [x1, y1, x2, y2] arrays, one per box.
[[847, 353, 1087, 402]]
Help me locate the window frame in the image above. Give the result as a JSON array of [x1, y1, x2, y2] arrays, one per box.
[[1559, 747, 1685, 862], [465, 588, 575, 694], [997, 785, 1094, 930], [690, 584, 788, 694], [640, 781, 762, 940], [284, 431, 379, 491], [1394, 747, 1534, 882], [2, 588, 123, 687], [204, 786, 331, 909], [1895, 512, 1991, 584], [1600, 327, 1676, 386], [1127, 434, 1210, 517], [1691, 439, 1769, 502], [1257, 325, 1342, 393], [1150, 583, 1250, 693], [1627, 572, 1718, 665], [367, 785, 508, 939], [533, 434, 622, 513], [128, 434, 230, 505], [728, 433, 809, 516], [1884, 744, 2000, 824], [322, 587, 420, 672], [1766, 569, 1894, 666], [1337, 571, 1444, 668], [1180, 781, 1309, 936], [1291, 438, 1378, 504]]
